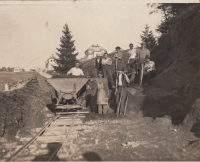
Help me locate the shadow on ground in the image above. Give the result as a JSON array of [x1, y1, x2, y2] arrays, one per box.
[[32, 143, 64, 161], [83, 152, 102, 161]]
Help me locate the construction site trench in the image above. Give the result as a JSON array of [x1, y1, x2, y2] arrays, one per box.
[[0, 4, 200, 161]]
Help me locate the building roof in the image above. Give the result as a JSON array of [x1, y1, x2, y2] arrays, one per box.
[[85, 44, 107, 55], [48, 54, 55, 60]]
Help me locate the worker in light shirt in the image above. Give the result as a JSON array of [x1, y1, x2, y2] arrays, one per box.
[[128, 43, 137, 64], [67, 62, 84, 76], [143, 55, 156, 85]]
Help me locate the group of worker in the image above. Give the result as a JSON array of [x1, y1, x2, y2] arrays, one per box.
[[67, 42, 156, 115]]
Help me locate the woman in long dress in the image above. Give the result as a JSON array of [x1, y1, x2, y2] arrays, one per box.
[[96, 71, 110, 115]]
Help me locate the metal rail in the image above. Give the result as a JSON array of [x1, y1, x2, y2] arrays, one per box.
[[7, 115, 60, 161], [48, 112, 80, 161]]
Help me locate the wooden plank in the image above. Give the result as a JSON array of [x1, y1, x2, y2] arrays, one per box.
[[45, 125, 83, 131], [36, 134, 77, 142], [56, 104, 82, 109], [54, 118, 82, 121], [43, 130, 78, 136], [16, 155, 51, 161], [56, 111, 89, 115], [36, 135, 66, 141], [50, 120, 83, 126], [58, 116, 85, 119]]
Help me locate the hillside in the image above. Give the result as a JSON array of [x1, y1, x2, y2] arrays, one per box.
[[147, 4, 200, 125]]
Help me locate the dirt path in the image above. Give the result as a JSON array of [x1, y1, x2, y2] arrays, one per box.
[[68, 113, 199, 161]]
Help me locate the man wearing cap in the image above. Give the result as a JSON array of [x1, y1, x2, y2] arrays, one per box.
[[114, 46, 127, 71], [67, 62, 84, 76], [114, 46, 130, 115], [143, 55, 156, 85], [102, 52, 115, 88]]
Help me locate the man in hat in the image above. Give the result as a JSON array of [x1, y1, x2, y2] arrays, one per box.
[[143, 55, 156, 85], [114, 46, 127, 72], [114, 46, 130, 115], [67, 62, 84, 76]]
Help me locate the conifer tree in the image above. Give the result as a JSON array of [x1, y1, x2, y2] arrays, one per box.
[[140, 24, 157, 51], [54, 23, 78, 73]]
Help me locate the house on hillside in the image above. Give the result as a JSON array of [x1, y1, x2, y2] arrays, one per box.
[[14, 67, 23, 72], [33, 66, 38, 71], [83, 44, 107, 61], [45, 54, 57, 72]]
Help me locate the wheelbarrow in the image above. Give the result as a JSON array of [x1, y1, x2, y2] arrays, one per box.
[[46, 77, 89, 113]]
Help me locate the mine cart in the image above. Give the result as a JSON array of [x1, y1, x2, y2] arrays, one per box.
[[46, 76, 89, 113]]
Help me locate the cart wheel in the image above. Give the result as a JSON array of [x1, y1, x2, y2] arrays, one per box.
[[51, 94, 57, 104]]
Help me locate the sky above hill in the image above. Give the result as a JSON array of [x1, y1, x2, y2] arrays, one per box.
[[0, 0, 190, 71]]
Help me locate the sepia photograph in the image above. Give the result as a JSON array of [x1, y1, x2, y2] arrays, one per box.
[[0, 0, 200, 161]]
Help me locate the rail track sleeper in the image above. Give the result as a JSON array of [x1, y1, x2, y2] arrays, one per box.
[[7, 115, 60, 161], [45, 125, 83, 131], [43, 130, 78, 136], [50, 121, 83, 126], [16, 155, 51, 161], [59, 116, 85, 119], [55, 111, 89, 115], [53, 118, 83, 122]]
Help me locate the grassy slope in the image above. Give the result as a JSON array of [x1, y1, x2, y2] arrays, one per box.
[[0, 72, 36, 90]]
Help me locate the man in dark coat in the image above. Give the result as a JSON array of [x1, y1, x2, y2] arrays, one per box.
[[85, 78, 98, 113], [94, 54, 102, 76]]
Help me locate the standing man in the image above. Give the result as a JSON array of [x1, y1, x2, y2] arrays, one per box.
[[127, 43, 138, 85], [85, 78, 98, 113], [94, 53, 102, 76], [102, 52, 115, 88], [114, 46, 126, 72], [128, 43, 137, 65], [114, 46, 129, 116], [136, 42, 150, 85], [137, 42, 150, 62]]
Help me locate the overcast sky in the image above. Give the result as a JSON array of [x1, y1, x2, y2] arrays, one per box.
[[0, 1, 188, 70]]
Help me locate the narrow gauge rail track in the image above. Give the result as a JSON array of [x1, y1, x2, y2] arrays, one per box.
[[7, 110, 89, 161]]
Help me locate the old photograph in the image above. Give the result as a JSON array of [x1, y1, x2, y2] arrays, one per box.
[[0, 0, 200, 161]]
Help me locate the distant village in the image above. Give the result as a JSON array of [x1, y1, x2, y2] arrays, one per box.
[[0, 44, 108, 73]]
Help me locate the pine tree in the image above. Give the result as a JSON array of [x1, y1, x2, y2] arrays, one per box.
[[140, 24, 157, 51], [147, 3, 190, 34], [54, 23, 78, 73]]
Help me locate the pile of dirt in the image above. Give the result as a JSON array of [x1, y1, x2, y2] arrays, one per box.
[[0, 72, 55, 141]]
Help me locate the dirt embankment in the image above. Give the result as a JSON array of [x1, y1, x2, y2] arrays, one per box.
[[142, 4, 200, 128], [0, 72, 55, 141]]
